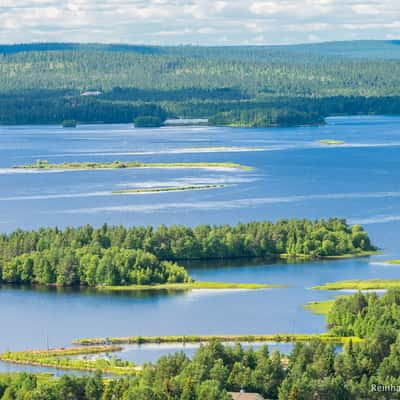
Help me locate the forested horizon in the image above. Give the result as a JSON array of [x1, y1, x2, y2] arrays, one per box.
[[1, 40, 400, 127]]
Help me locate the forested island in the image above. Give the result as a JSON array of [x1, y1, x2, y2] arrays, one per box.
[[2, 289, 400, 399], [2, 42, 400, 127], [0, 219, 375, 287]]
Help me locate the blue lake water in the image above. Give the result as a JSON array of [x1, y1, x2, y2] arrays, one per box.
[[1, 115, 400, 369]]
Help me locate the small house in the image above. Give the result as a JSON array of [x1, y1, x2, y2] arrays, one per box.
[[229, 390, 265, 400]]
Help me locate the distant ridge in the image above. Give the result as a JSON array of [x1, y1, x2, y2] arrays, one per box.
[[1, 39, 400, 126], [0, 40, 400, 59], [0, 43, 162, 55]]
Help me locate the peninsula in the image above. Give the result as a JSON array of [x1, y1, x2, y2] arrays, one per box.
[[312, 279, 400, 291], [0, 219, 376, 289]]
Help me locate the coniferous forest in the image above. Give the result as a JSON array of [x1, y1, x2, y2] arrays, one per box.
[[1, 41, 400, 126]]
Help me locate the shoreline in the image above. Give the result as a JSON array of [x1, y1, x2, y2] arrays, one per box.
[[0, 251, 379, 294], [97, 281, 283, 292]]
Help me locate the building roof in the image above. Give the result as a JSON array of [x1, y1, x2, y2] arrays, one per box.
[[229, 392, 265, 400], [81, 91, 102, 96]]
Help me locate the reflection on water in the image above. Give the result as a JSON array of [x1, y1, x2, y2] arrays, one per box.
[[0, 284, 191, 300], [182, 256, 319, 271]]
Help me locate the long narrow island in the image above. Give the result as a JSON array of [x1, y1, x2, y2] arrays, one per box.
[[73, 333, 358, 346], [0, 219, 376, 290], [13, 160, 253, 171], [112, 184, 225, 195]]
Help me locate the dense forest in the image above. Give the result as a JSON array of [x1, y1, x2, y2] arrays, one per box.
[[327, 290, 400, 338], [0, 219, 374, 287], [1, 41, 400, 126], [2, 290, 400, 399]]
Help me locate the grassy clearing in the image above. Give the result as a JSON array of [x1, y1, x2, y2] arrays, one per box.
[[97, 281, 284, 292], [312, 279, 400, 291], [112, 184, 224, 194], [319, 139, 345, 145], [13, 160, 253, 171], [387, 260, 400, 264], [73, 333, 360, 346], [0, 346, 139, 375]]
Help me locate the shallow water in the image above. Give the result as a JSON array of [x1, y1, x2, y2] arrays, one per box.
[[1, 116, 400, 370]]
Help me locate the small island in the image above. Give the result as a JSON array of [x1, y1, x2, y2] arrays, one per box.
[[319, 139, 345, 145], [312, 279, 400, 291], [112, 184, 224, 195], [61, 119, 77, 128], [13, 159, 253, 171]]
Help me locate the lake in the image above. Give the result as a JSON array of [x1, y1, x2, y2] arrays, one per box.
[[1, 116, 400, 369]]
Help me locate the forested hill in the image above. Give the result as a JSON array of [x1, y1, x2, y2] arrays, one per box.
[[1, 40, 400, 59], [1, 41, 400, 126]]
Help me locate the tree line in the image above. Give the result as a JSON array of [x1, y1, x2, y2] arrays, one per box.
[[0, 219, 375, 287], [327, 289, 400, 338], [3, 92, 400, 126], [0, 91, 168, 125]]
